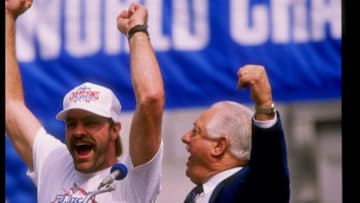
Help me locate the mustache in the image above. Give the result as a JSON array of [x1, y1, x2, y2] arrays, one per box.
[[69, 135, 95, 146]]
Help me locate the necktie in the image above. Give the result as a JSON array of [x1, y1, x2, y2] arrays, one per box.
[[184, 185, 203, 203]]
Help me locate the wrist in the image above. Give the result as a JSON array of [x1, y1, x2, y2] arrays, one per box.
[[127, 24, 149, 40], [255, 103, 276, 120]]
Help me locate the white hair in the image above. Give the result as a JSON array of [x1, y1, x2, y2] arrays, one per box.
[[206, 101, 253, 161]]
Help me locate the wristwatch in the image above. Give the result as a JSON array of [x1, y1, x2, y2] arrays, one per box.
[[255, 103, 276, 115]]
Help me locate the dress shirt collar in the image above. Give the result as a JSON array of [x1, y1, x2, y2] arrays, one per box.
[[203, 167, 242, 196]]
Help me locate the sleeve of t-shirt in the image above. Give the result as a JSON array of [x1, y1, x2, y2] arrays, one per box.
[[26, 127, 67, 186], [121, 142, 163, 203]]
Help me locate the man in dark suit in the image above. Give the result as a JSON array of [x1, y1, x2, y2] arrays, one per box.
[[181, 65, 290, 203]]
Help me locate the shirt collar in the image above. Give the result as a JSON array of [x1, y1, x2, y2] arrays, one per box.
[[202, 167, 242, 195]]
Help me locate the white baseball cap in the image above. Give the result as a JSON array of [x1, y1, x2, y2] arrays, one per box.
[[56, 82, 122, 122]]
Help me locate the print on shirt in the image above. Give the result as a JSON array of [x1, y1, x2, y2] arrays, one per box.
[[52, 183, 97, 203]]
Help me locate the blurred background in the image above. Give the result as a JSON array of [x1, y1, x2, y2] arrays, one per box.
[[5, 0, 341, 202]]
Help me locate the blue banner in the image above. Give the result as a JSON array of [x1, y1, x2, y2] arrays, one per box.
[[6, 0, 341, 202]]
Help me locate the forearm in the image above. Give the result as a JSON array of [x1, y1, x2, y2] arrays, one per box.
[[129, 33, 164, 105], [128, 31, 165, 166], [6, 13, 25, 104]]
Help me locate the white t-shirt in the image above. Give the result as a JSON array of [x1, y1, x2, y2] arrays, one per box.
[[27, 127, 163, 203]]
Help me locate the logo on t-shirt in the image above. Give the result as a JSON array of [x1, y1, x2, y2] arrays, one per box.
[[51, 183, 96, 203]]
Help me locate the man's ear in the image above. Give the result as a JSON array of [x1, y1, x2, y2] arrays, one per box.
[[111, 122, 121, 140], [212, 136, 228, 156]]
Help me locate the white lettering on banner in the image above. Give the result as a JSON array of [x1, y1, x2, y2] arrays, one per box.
[[146, 0, 171, 51], [38, 0, 62, 59], [311, 0, 341, 40], [230, 0, 269, 45], [16, 0, 62, 61], [65, 0, 101, 57], [230, 0, 341, 45], [172, 0, 209, 50], [16, 0, 341, 62], [290, 0, 309, 42], [104, 0, 132, 54]]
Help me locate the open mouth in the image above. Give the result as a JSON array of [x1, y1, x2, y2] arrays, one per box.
[[73, 143, 95, 159], [76, 144, 93, 155]]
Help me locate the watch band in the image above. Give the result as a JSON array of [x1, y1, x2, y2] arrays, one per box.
[[127, 24, 149, 40], [255, 103, 276, 115]]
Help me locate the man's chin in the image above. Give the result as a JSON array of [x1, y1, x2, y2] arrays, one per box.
[[74, 160, 94, 173], [186, 167, 195, 179]]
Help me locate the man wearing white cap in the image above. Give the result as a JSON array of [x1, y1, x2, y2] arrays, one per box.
[[6, 0, 164, 202]]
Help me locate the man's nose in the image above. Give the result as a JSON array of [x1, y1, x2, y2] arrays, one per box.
[[72, 123, 87, 137], [181, 131, 190, 144]]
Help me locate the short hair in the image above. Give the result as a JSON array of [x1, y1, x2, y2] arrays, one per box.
[[206, 101, 253, 162], [115, 136, 122, 157], [108, 119, 122, 157]]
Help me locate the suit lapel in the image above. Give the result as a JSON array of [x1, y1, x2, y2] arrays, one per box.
[[208, 166, 250, 203]]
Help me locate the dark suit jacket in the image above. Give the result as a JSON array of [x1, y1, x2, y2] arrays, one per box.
[[208, 112, 290, 203]]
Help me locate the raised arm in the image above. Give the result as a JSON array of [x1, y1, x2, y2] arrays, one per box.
[[5, 0, 42, 171], [116, 3, 165, 166], [237, 64, 274, 121], [237, 65, 290, 202]]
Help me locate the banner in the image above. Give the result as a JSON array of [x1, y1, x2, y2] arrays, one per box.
[[6, 0, 341, 202]]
